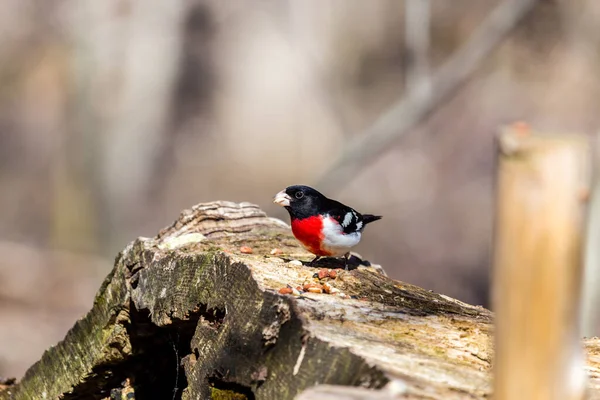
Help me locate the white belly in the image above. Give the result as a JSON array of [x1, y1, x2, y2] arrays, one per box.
[[320, 215, 361, 256]]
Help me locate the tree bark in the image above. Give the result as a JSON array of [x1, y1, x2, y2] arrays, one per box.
[[1, 201, 599, 400]]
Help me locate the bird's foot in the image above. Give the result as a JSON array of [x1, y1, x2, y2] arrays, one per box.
[[344, 253, 350, 271]]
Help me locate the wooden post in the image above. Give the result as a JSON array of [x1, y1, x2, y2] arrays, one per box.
[[492, 124, 591, 400]]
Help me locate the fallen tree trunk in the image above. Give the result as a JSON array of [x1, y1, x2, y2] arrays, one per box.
[[1, 201, 599, 400]]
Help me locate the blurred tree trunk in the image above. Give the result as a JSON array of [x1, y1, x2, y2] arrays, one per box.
[[582, 136, 600, 336], [62, 0, 187, 255], [405, 0, 431, 100]]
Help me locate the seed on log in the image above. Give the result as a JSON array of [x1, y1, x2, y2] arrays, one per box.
[[278, 287, 293, 295], [240, 246, 253, 254], [317, 269, 330, 279], [270, 248, 283, 255], [323, 282, 341, 294], [303, 282, 323, 291], [323, 282, 339, 294]]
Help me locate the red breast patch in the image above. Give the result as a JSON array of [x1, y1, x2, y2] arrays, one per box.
[[290, 216, 333, 256]]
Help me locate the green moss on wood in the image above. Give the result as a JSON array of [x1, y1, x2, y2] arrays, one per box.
[[209, 387, 248, 400]]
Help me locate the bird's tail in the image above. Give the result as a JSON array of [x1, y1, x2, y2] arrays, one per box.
[[362, 214, 382, 225]]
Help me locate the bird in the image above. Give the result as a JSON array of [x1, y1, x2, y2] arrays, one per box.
[[273, 185, 381, 268]]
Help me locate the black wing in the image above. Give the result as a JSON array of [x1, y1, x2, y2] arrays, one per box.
[[324, 200, 365, 234]]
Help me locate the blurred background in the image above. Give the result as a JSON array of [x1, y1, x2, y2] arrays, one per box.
[[1, 0, 600, 379]]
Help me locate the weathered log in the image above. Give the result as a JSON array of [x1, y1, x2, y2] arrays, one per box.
[[1, 201, 599, 400]]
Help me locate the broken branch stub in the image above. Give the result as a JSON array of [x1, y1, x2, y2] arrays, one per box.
[[1, 201, 600, 399]]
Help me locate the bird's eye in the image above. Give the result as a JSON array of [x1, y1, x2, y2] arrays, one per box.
[[295, 191, 304, 199]]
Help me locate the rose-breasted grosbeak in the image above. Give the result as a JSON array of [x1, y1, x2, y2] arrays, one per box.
[[273, 185, 381, 267]]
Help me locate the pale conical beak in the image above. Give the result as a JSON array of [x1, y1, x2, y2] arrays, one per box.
[[273, 190, 292, 207]]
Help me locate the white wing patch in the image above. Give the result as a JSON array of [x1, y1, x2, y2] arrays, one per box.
[[341, 212, 353, 228], [321, 215, 361, 256]]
